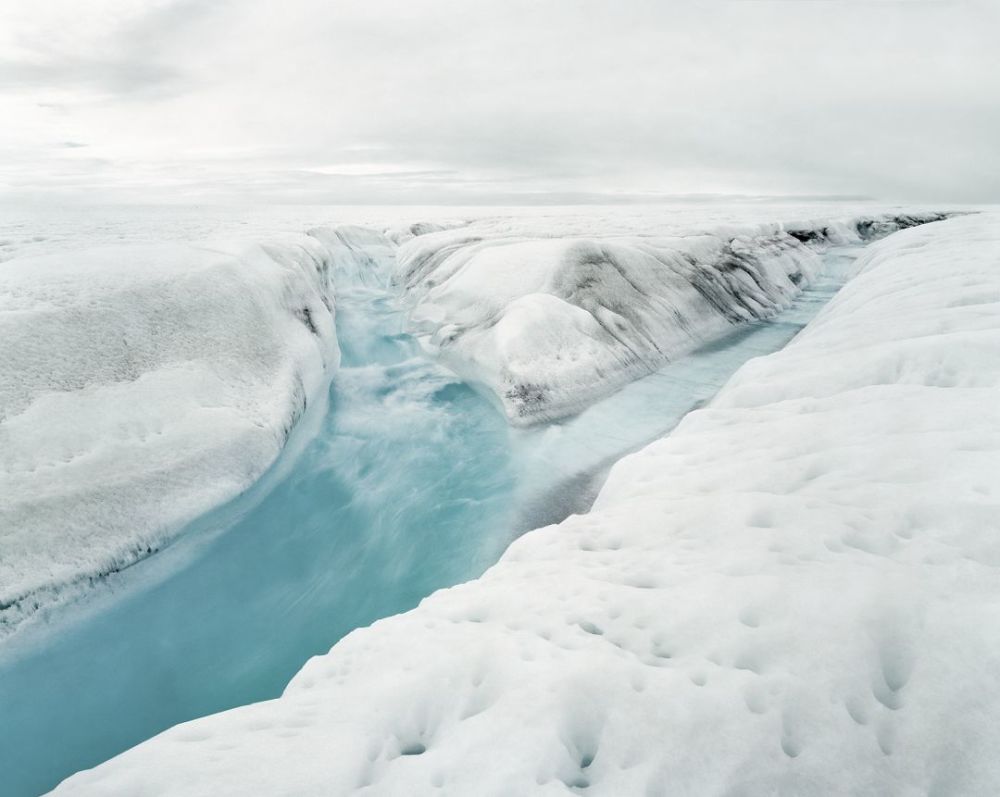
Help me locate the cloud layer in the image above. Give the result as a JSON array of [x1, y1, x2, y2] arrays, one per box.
[[1, 0, 997, 203]]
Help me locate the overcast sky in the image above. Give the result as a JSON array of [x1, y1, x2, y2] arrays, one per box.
[[1, 0, 997, 204]]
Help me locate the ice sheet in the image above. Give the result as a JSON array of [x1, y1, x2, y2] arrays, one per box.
[[50, 213, 1000, 795]]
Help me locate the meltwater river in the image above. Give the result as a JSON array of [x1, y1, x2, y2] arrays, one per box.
[[0, 242, 862, 796]]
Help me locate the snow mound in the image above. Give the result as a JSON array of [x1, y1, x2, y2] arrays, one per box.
[[0, 231, 366, 636], [395, 212, 947, 423], [51, 212, 1000, 794]]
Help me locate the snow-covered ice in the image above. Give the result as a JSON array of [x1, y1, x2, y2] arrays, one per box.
[[0, 229, 888, 797], [0, 201, 954, 264], [396, 212, 946, 423], [0, 234, 349, 634], [49, 211, 1000, 795], [0, 207, 945, 640]]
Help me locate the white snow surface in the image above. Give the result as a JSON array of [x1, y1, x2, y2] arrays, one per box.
[[0, 231, 379, 634], [52, 212, 1000, 795], [395, 212, 946, 423]]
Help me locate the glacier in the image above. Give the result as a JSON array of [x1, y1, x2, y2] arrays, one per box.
[[1, 231, 887, 797], [44, 210, 1000, 795], [396, 212, 946, 423], [1, 209, 944, 640], [0, 205, 969, 795]]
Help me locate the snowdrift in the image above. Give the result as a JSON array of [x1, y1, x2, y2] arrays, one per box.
[[51, 212, 999, 795], [396, 212, 946, 423], [0, 228, 393, 636]]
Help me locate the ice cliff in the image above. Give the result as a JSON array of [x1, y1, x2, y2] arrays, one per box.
[[50, 212, 999, 795]]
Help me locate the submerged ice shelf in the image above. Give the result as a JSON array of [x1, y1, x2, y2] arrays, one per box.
[[4, 235, 869, 797]]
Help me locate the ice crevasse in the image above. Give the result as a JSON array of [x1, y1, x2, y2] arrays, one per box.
[[51, 212, 1000, 795]]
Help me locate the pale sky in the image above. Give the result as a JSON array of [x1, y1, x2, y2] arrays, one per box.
[[1, 0, 997, 204]]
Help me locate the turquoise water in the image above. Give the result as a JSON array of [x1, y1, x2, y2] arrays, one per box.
[[0, 245, 861, 797]]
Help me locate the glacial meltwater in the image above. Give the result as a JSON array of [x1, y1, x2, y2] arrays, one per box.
[[0, 243, 862, 796]]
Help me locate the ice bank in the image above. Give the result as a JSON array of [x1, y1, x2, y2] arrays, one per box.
[[396, 212, 947, 423], [0, 234, 350, 635], [50, 212, 1000, 795]]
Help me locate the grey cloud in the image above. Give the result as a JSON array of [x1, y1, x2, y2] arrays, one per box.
[[0, 56, 185, 98], [0, 0, 226, 100], [0, 0, 997, 202]]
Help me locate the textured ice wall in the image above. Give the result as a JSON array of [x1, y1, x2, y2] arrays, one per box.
[[396, 212, 947, 423], [0, 229, 395, 636], [309, 225, 398, 288], [50, 212, 1000, 796]]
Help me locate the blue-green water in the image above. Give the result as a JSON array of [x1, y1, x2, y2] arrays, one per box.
[[0, 246, 861, 797], [0, 276, 516, 796]]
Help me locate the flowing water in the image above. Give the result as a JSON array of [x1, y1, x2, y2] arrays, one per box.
[[0, 243, 862, 797]]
